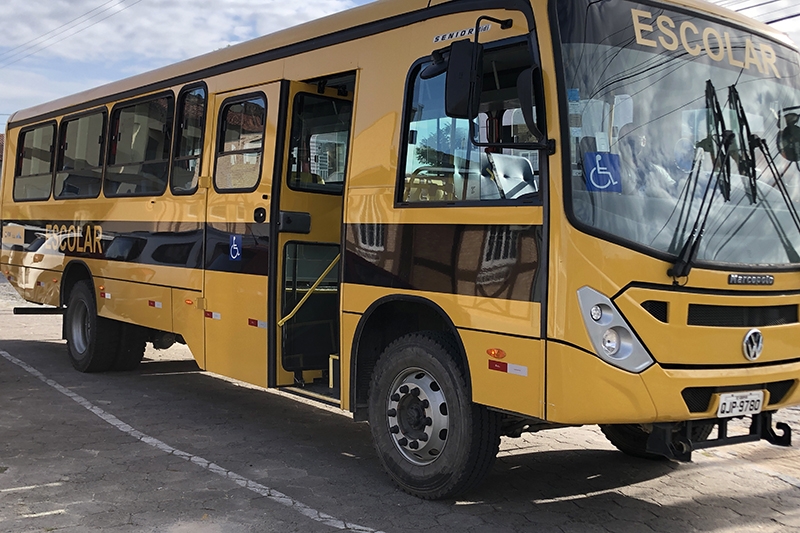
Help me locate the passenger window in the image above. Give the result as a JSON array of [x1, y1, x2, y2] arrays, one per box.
[[55, 112, 106, 199], [14, 123, 55, 201], [401, 42, 540, 204], [106, 95, 175, 197], [172, 86, 207, 194], [287, 93, 352, 194], [215, 95, 266, 191]]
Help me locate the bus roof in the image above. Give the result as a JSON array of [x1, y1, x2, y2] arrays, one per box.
[[8, 0, 793, 128]]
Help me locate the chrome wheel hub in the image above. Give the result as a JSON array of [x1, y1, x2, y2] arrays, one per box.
[[386, 367, 449, 465]]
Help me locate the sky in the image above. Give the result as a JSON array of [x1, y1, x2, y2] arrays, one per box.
[[0, 0, 798, 133], [0, 0, 375, 132]]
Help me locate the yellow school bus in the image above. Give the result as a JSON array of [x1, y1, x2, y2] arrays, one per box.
[[2, 0, 800, 499]]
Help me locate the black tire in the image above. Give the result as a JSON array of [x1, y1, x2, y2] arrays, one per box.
[[600, 422, 714, 460], [368, 332, 501, 499], [112, 323, 148, 371], [64, 280, 120, 373]]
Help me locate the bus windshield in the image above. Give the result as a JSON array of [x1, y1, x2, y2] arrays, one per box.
[[557, 0, 800, 268]]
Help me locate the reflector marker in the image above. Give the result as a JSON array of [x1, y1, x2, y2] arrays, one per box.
[[204, 311, 221, 320], [248, 318, 267, 329], [148, 300, 163, 309], [488, 360, 528, 377], [99, 292, 111, 299]]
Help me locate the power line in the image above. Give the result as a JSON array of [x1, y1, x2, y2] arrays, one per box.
[[767, 12, 800, 24], [0, 0, 145, 71], [0, 0, 124, 63]]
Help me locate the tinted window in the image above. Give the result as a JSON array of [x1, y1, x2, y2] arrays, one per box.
[[172, 87, 207, 194], [215, 96, 266, 191], [106, 95, 174, 196], [288, 93, 352, 194], [14, 123, 55, 201], [55, 112, 106, 199]]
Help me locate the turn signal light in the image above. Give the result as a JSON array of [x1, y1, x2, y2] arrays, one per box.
[[486, 348, 507, 359]]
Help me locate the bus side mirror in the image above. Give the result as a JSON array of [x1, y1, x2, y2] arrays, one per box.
[[445, 39, 483, 119], [778, 113, 800, 162], [517, 67, 544, 142]]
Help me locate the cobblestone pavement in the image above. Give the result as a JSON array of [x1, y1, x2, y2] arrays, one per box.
[[1, 276, 800, 532]]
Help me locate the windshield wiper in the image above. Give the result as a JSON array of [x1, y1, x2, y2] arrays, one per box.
[[729, 85, 800, 262], [729, 85, 758, 204], [732, 85, 800, 236], [668, 80, 735, 281]]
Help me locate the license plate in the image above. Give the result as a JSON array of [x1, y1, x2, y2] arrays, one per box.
[[716, 391, 764, 418]]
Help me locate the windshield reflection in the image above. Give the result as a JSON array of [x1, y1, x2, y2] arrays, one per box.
[[558, 0, 800, 267]]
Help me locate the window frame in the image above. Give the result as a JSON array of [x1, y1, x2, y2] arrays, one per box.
[[104, 90, 176, 198], [54, 106, 108, 200], [213, 91, 268, 194], [13, 120, 57, 203], [395, 36, 545, 209], [285, 91, 353, 196], [170, 82, 208, 196]]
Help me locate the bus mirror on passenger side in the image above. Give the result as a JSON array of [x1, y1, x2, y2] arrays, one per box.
[[517, 67, 544, 142], [420, 49, 449, 80], [778, 112, 800, 162], [445, 39, 483, 119]]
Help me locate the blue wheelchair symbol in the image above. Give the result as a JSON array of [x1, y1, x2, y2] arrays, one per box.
[[229, 235, 242, 262], [584, 152, 622, 193]]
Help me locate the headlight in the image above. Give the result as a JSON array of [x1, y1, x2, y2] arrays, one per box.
[[601, 328, 620, 356], [577, 286, 654, 373]]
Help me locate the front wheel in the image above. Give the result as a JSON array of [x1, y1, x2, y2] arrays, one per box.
[[64, 280, 119, 372], [368, 332, 500, 499]]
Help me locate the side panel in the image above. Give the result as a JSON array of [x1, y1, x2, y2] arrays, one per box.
[[94, 277, 173, 332]]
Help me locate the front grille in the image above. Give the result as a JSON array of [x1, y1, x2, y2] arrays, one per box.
[[687, 304, 798, 327], [641, 300, 668, 323], [682, 380, 797, 413]]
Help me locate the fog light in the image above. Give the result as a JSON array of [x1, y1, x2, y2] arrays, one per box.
[[590, 305, 603, 322], [602, 328, 620, 356]]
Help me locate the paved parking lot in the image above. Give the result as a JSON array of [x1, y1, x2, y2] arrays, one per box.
[[2, 276, 800, 532]]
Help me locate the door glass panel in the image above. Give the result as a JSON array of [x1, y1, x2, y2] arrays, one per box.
[[215, 96, 266, 191], [281, 243, 340, 372], [287, 93, 352, 194]]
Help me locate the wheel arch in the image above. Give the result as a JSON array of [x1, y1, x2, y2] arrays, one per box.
[[60, 260, 93, 307], [349, 295, 469, 421]]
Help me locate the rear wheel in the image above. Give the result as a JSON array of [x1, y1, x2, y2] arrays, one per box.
[[65, 280, 119, 372], [600, 422, 714, 459], [368, 332, 500, 499]]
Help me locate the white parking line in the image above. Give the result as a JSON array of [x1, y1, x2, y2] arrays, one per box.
[[21, 509, 66, 518], [0, 350, 383, 533], [0, 482, 63, 493]]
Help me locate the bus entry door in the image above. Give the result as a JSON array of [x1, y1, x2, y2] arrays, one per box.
[[203, 82, 281, 388], [273, 80, 354, 390]]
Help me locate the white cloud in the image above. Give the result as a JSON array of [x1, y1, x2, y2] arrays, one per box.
[[0, 0, 358, 65], [0, 0, 366, 130]]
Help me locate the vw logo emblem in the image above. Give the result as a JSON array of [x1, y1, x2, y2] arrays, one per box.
[[742, 329, 764, 361]]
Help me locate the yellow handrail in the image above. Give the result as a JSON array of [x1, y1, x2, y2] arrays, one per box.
[[277, 253, 341, 328]]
